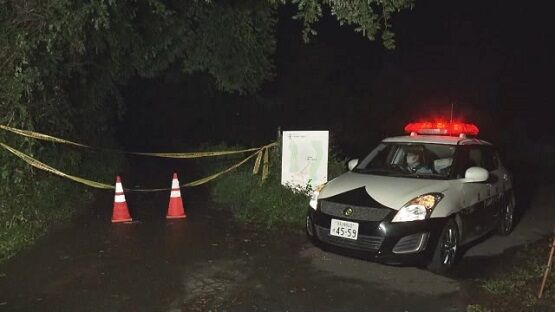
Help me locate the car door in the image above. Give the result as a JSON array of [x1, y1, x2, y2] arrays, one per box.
[[456, 145, 492, 241], [480, 146, 504, 231], [481, 145, 503, 231]]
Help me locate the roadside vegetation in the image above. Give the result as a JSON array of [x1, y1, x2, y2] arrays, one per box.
[[203, 142, 346, 230], [465, 237, 554, 312], [0, 0, 410, 264], [0, 148, 123, 262]]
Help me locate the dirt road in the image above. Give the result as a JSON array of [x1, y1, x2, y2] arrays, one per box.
[[1, 159, 552, 311]]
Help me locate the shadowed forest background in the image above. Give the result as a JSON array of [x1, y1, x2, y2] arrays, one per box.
[[119, 1, 554, 166]]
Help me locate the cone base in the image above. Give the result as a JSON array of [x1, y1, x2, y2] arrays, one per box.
[[166, 215, 186, 219], [111, 218, 133, 223]]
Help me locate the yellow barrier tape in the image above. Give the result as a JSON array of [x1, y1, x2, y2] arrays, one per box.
[[0, 125, 88, 148], [0, 142, 114, 189], [130, 148, 264, 159], [262, 146, 269, 182], [135, 143, 276, 190], [0, 141, 277, 191], [184, 147, 263, 187], [0, 124, 268, 158], [252, 149, 263, 175]]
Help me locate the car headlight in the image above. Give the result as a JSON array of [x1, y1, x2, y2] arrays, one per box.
[[309, 183, 326, 210], [392, 193, 443, 223]]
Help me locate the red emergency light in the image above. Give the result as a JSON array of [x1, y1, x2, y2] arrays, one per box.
[[404, 121, 479, 136]]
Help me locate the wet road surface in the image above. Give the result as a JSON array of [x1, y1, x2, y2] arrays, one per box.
[[0, 159, 552, 311], [0, 194, 465, 312]]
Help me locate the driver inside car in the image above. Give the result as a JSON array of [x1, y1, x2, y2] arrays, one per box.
[[404, 149, 433, 174]]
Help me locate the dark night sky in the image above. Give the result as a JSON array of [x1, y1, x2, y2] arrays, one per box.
[[121, 0, 554, 162], [269, 0, 553, 149]]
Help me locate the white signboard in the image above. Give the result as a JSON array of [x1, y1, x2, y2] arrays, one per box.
[[281, 131, 329, 190]]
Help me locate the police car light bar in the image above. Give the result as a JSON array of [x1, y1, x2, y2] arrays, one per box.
[[404, 121, 479, 136]]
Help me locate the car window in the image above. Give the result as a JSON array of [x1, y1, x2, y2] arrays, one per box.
[[355, 143, 456, 179], [468, 147, 483, 167], [482, 147, 498, 171], [493, 150, 503, 168], [453, 145, 500, 178], [453, 146, 481, 178]]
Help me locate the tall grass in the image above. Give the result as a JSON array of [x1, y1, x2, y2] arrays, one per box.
[[204, 143, 346, 230], [477, 237, 554, 310]]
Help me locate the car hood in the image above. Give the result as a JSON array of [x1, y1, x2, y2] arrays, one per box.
[[319, 171, 451, 210]]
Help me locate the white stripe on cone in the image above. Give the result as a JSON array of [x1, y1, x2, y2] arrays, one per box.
[[170, 190, 181, 198], [114, 194, 126, 203], [115, 182, 124, 193], [171, 178, 179, 189]]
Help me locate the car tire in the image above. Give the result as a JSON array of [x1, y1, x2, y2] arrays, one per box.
[[427, 218, 459, 275], [496, 195, 515, 236], [306, 214, 315, 238]]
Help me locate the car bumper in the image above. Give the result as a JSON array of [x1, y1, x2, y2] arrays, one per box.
[[307, 208, 448, 265]]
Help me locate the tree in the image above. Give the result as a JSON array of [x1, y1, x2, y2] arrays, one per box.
[[0, 0, 413, 260], [0, 0, 414, 189], [0, 0, 413, 175], [283, 0, 414, 49]]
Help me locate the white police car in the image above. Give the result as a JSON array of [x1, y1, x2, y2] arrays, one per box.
[[306, 121, 515, 274]]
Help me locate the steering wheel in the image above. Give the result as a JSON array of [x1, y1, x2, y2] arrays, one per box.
[[390, 163, 409, 172]]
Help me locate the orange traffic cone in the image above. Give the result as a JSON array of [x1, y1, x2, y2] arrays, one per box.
[[166, 172, 186, 219], [111, 176, 132, 223]]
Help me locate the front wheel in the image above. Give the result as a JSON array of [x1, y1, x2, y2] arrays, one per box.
[[427, 219, 459, 274], [306, 214, 315, 238]]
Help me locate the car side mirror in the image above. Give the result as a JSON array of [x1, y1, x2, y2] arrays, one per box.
[[463, 167, 489, 183], [347, 159, 359, 171]]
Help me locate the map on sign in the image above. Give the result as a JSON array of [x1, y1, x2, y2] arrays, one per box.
[[281, 131, 329, 190]]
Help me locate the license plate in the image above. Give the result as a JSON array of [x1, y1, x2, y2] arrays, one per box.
[[330, 219, 359, 240]]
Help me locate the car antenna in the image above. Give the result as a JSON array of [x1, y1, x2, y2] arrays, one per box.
[[449, 101, 454, 124]]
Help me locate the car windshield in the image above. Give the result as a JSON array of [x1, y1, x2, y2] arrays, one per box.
[[354, 142, 457, 179]]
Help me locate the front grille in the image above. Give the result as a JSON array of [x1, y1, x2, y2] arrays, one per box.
[[315, 225, 384, 251], [319, 200, 391, 222]]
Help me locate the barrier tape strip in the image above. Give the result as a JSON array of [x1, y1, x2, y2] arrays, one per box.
[[0, 124, 264, 158], [252, 147, 271, 182], [0, 142, 114, 189], [262, 145, 269, 181], [0, 141, 277, 191], [184, 146, 269, 187], [252, 150, 263, 175]]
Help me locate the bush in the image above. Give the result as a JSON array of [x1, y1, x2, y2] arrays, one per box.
[[0, 144, 124, 262], [204, 142, 346, 230]]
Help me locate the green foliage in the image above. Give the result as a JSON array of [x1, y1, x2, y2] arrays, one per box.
[[0, 0, 278, 259], [481, 254, 546, 296], [205, 143, 346, 230], [465, 305, 491, 312], [287, 0, 414, 49], [0, 147, 123, 262], [181, 2, 277, 93], [0, 176, 90, 262]]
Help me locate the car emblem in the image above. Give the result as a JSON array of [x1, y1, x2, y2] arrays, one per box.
[[343, 207, 354, 217]]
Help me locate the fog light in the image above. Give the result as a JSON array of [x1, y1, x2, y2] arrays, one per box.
[[392, 233, 429, 254]]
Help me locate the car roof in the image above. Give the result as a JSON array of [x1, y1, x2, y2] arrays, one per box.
[[382, 135, 492, 146]]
